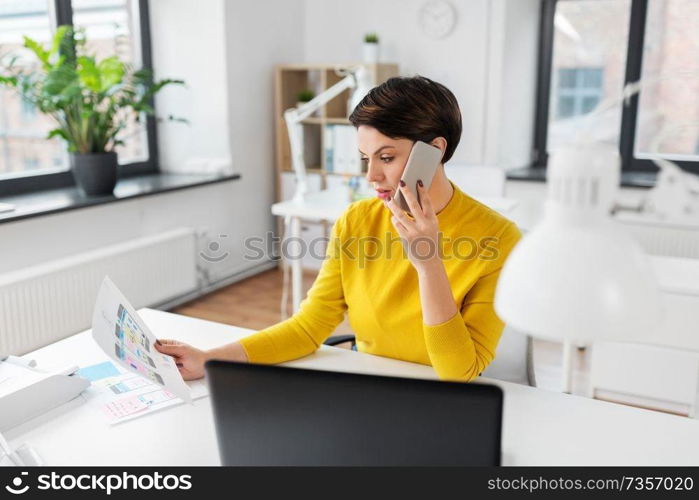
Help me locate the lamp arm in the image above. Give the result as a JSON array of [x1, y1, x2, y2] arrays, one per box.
[[569, 70, 699, 218], [285, 73, 357, 124], [284, 72, 359, 202], [576, 70, 699, 143]]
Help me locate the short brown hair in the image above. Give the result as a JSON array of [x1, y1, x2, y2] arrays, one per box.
[[349, 75, 462, 163]]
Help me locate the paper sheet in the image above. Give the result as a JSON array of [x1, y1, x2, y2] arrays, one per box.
[[79, 361, 208, 425], [91, 276, 192, 403], [0, 362, 48, 398]]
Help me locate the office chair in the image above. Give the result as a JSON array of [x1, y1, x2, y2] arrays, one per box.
[[482, 326, 536, 387], [324, 325, 536, 387]]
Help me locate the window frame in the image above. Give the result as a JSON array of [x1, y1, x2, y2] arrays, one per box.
[[533, 0, 699, 175], [0, 0, 159, 197]]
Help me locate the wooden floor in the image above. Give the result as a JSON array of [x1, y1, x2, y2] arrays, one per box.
[[173, 267, 316, 331]]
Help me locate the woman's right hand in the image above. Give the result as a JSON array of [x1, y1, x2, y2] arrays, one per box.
[[155, 339, 209, 380]]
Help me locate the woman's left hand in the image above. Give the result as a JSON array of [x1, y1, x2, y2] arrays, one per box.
[[384, 180, 441, 272]]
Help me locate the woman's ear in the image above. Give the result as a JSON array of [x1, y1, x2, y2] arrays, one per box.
[[430, 137, 447, 156]]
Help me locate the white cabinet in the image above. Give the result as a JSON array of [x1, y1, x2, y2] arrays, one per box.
[[588, 256, 699, 417]]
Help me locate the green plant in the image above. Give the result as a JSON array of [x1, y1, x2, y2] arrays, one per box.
[[296, 89, 315, 103], [0, 25, 185, 155], [364, 32, 379, 44]]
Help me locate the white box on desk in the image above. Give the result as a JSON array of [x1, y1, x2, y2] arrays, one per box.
[[0, 360, 90, 432]]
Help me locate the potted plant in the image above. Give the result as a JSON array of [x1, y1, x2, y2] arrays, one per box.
[[296, 89, 318, 116], [296, 89, 315, 107], [0, 26, 184, 196], [362, 32, 379, 63]]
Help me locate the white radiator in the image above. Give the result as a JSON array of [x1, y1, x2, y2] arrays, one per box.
[[615, 216, 699, 259], [0, 227, 198, 356]]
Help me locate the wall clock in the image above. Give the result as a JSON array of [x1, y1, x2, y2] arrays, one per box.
[[419, 0, 457, 40]]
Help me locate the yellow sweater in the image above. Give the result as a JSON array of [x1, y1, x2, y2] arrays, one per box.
[[240, 181, 522, 381]]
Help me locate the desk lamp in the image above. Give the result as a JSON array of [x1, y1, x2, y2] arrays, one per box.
[[494, 73, 699, 392], [284, 65, 374, 203], [494, 144, 663, 392]]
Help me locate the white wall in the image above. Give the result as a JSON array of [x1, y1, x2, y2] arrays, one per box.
[[303, 0, 540, 167], [150, 0, 232, 171], [304, 0, 488, 164], [223, 0, 305, 221], [483, 0, 540, 168], [0, 182, 268, 280]]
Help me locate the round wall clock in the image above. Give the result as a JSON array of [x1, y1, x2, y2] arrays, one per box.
[[419, 0, 457, 40]]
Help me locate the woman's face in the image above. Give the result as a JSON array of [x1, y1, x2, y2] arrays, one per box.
[[357, 125, 414, 201]]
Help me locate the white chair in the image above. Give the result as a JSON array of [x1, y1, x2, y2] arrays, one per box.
[[445, 164, 506, 198], [482, 326, 536, 387]]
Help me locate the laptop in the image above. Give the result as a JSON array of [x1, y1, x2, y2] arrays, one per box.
[[205, 360, 503, 466]]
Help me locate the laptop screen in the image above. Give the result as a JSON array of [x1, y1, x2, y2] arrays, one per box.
[[206, 360, 502, 466]]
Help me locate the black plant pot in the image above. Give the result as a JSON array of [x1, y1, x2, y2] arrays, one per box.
[[70, 152, 118, 196]]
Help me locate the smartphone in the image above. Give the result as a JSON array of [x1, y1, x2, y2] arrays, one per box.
[[394, 141, 443, 213]]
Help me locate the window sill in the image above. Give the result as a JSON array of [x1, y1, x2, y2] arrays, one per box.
[[506, 167, 658, 189], [0, 172, 241, 225]]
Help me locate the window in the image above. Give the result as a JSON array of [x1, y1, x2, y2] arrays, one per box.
[[635, 0, 699, 162], [555, 68, 604, 119], [23, 157, 39, 170], [0, 0, 157, 195], [534, 0, 699, 174], [20, 97, 38, 120], [0, 0, 66, 178]]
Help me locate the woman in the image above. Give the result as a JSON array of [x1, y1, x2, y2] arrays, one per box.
[[156, 75, 521, 381]]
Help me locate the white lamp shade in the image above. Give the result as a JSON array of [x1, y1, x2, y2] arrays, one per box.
[[494, 217, 662, 343], [494, 145, 663, 343]]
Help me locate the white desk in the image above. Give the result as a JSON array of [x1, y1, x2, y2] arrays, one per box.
[[7, 308, 699, 465], [272, 188, 543, 312], [271, 189, 354, 312]]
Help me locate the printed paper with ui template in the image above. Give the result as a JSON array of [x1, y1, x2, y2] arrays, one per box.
[[91, 276, 192, 403], [78, 360, 208, 425]]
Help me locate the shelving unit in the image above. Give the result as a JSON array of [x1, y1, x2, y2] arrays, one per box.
[[272, 63, 398, 271], [273, 63, 399, 202]]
